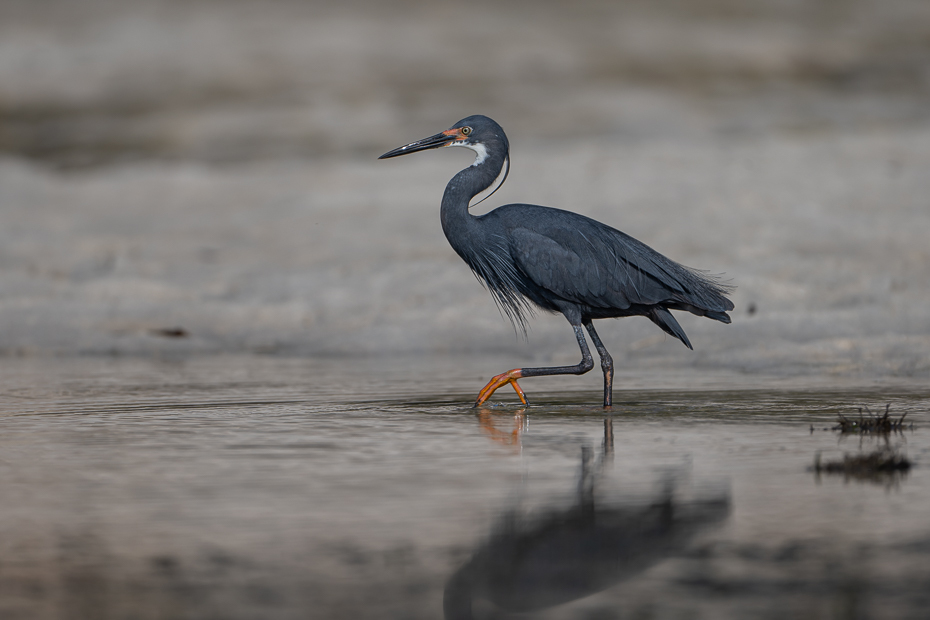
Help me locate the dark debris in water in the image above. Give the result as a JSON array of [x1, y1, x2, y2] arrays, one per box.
[[808, 405, 915, 486], [834, 405, 911, 434], [809, 404, 913, 435]]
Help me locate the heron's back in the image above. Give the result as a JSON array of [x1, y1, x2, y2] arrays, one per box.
[[476, 203, 734, 322]]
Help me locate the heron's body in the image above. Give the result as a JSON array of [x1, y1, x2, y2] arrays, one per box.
[[380, 115, 733, 407]]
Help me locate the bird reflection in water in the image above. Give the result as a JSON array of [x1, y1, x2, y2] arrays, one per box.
[[445, 418, 729, 619]]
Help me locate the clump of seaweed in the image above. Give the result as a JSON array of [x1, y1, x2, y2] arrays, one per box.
[[832, 404, 911, 434]]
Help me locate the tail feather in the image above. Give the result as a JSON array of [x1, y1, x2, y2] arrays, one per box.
[[670, 302, 732, 325], [648, 307, 693, 350]]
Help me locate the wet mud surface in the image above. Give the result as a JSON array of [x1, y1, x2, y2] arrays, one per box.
[[0, 357, 928, 619]]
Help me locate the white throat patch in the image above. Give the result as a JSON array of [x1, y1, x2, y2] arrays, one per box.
[[450, 141, 488, 166]]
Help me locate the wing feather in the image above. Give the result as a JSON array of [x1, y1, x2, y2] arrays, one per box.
[[503, 208, 733, 313]]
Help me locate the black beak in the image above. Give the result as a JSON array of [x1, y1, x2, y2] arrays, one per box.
[[378, 131, 453, 159]]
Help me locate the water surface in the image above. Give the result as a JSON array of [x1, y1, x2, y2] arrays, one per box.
[[0, 357, 927, 619]]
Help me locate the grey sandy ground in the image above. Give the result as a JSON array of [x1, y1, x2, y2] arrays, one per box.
[[1, 0, 928, 382]]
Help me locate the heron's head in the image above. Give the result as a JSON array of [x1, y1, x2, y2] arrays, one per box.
[[378, 115, 509, 166]]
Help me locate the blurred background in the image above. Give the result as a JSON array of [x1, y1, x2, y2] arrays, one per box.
[[1, 0, 928, 380]]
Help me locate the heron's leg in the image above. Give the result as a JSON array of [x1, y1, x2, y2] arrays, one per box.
[[475, 324, 594, 407], [583, 320, 614, 408]]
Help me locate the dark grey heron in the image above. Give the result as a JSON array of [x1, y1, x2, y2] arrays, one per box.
[[379, 115, 733, 407]]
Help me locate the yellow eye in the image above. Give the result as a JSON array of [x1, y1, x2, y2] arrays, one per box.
[[461, 126, 472, 136]]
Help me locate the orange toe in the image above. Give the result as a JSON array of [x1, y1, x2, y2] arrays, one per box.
[[474, 369, 527, 406]]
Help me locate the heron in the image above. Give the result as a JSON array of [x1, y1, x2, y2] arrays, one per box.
[[379, 115, 733, 408]]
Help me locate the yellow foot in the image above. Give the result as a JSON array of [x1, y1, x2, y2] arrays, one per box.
[[474, 369, 528, 406]]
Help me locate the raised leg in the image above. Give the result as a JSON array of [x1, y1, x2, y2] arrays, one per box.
[[474, 324, 594, 407], [583, 319, 613, 408]]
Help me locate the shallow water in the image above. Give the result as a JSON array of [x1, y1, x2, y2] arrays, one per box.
[[0, 357, 927, 620]]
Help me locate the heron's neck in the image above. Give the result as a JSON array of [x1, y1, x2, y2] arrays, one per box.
[[440, 150, 507, 254]]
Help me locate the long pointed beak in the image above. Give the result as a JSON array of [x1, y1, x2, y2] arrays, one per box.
[[378, 131, 455, 159]]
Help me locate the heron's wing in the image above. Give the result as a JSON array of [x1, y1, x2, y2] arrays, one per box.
[[509, 226, 679, 309]]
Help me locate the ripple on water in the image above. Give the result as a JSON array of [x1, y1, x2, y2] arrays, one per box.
[[0, 356, 927, 619]]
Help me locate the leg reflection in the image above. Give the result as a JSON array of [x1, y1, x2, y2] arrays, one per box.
[[477, 410, 528, 449], [445, 416, 728, 619]]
